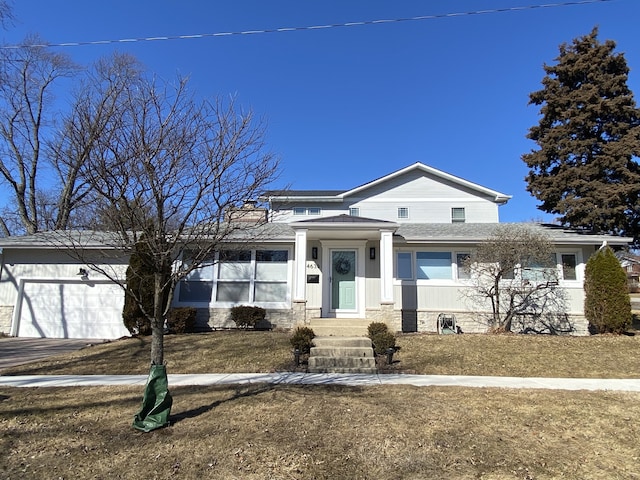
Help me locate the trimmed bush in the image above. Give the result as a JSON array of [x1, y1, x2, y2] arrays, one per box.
[[230, 305, 266, 329], [367, 322, 389, 338], [290, 326, 315, 354], [167, 307, 197, 334], [584, 246, 632, 334], [367, 322, 397, 355]]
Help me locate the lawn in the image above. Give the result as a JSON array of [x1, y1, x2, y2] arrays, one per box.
[[2, 384, 639, 479], [4, 330, 640, 378], [3, 331, 640, 478]]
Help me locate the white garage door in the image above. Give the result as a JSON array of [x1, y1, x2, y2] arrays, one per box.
[[17, 281, 129, 339]]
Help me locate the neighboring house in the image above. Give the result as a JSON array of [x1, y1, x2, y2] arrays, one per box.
[[616, 251, 640, 292], [0, 162, 632, 338]]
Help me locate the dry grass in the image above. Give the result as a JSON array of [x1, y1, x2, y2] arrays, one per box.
[[2, 384, 640, 479], [4, 330, 640, 379]]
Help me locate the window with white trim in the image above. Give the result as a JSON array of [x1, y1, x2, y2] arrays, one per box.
[[178, 249, 290, 305], [349, 207, 360, 217], [293, 207, 321, 216], [557, 253, 578, 281], [455, 252, 471, 280], [397, 207, 409, 219], [397, 252, 413, 279], [451, 207, 466, 223], [416, 252, 452, 279]]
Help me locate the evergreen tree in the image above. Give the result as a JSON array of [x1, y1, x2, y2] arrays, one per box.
[[584, 246, 631, 334], [522, 28, 640, 246]]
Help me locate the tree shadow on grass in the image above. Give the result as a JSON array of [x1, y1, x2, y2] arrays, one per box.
[[170, 383, 276, 425]]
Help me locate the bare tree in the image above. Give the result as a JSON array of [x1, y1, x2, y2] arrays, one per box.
[[0, 35, 78, 236], [462, 224, 567, 333], [70, 72, 279, 367]]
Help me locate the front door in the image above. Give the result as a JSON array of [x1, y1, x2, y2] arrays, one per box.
[[331, 250, 357, 312]]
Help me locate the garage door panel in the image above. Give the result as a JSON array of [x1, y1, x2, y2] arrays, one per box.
[[18, 281, 129, 339]]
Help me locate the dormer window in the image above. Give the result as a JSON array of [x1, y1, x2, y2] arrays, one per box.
[[451, 207, 465, 223], [308, 207, 321, 215], [397, 207, 409, 219], [293, 207, 306, 216]]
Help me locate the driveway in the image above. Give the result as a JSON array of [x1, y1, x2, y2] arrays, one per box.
[[0, 337, 106, 371]]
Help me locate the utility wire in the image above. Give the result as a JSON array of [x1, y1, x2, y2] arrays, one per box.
[[1, 0, 615, 49]]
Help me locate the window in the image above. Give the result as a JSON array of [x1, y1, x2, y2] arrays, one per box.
[[559, 253, 577, 281], [349, 207, 360, 217], [416, 252, 452, 280], [397, 252, 413, 279], [178, 249, 290, 305], [178, 255, 215, 302], [452, 207, 466, 223], [456, 253, 471, 280], [397, 207, 409, 219], [293, 207, 321, 216]]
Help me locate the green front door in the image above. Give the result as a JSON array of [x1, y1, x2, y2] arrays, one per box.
[[331, 250, 356, 311]]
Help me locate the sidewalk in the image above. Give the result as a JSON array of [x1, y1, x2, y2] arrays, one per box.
[[2, 372, 640, 391]]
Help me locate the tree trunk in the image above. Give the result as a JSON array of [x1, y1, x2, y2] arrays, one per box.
[[150, 272, 165, 365]]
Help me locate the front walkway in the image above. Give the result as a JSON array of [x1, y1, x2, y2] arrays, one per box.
[[2, 372, 640, 391]]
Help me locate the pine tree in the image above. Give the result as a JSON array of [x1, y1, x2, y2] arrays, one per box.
[[522, 28, 640, 246], [584, 246, 631, 334]]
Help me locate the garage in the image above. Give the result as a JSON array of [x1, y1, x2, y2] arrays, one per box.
[[15, 280, 129, 339]]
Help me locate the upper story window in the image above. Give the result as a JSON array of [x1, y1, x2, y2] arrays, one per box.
[[293, 207, 321, 216], [397, 207, 409, 219], [349, 207, 360, 217], [451, 207, 466, 223]]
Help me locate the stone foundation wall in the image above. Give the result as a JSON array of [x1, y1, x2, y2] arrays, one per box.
[[0, 305, 13, 334], [196, 307, 297, 331], [409, 310, 589, 336]]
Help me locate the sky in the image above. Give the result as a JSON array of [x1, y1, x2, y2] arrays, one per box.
[[1, 0, 638, 223]]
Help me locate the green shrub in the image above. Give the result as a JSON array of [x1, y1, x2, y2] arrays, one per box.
[[367, 321, 389, 338], [167, 307, 197, 334], [584, 246, 632, 334], [230, 305, 266, 329], [290, 326, 315, 354], [370, 331, 397, 355], [122, 240, 169, 336], [367, 322, 396, 355]]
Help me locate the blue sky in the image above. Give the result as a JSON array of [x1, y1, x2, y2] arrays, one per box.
[[2, 0, 638, 222]]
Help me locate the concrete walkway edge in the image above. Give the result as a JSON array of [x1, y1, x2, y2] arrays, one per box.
[[1, 373, 640, 391]]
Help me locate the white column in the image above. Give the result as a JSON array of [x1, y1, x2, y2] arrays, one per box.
[[294, 229, 308, 302], [379, 229, 394, 304]]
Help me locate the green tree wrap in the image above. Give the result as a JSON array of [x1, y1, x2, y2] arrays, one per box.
[[132, 364, 173, 432]]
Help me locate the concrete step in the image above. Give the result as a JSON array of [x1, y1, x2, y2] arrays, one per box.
[[307, 335, 376, 374], [312, 337, 373, 348], [308, 318, 371, 337], [308, 356, 377, 370], [310, 346, 374, 358]]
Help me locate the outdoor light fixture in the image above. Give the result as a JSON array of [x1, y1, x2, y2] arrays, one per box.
[[370, 247, 376, 260], [77, 268, 89, 277], [311, 247, 318, 259]]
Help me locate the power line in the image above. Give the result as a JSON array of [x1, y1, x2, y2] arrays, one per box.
[[1, 0, 615, 50]]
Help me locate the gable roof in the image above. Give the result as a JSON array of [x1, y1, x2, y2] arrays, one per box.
[[262, 162, 512, 204]]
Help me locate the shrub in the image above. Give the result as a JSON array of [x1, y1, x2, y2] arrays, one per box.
[[367, 322, 389, 338], [122, 240, 169, 336], [230, 305, 266, 329], [290, 326, 315, 354], [584, 246, 632, 334], [167, 307, 197, 334], [367, 322, 396, 355]]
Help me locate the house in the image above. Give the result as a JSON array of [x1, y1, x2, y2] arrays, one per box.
[[0, 162, 631, 338]]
